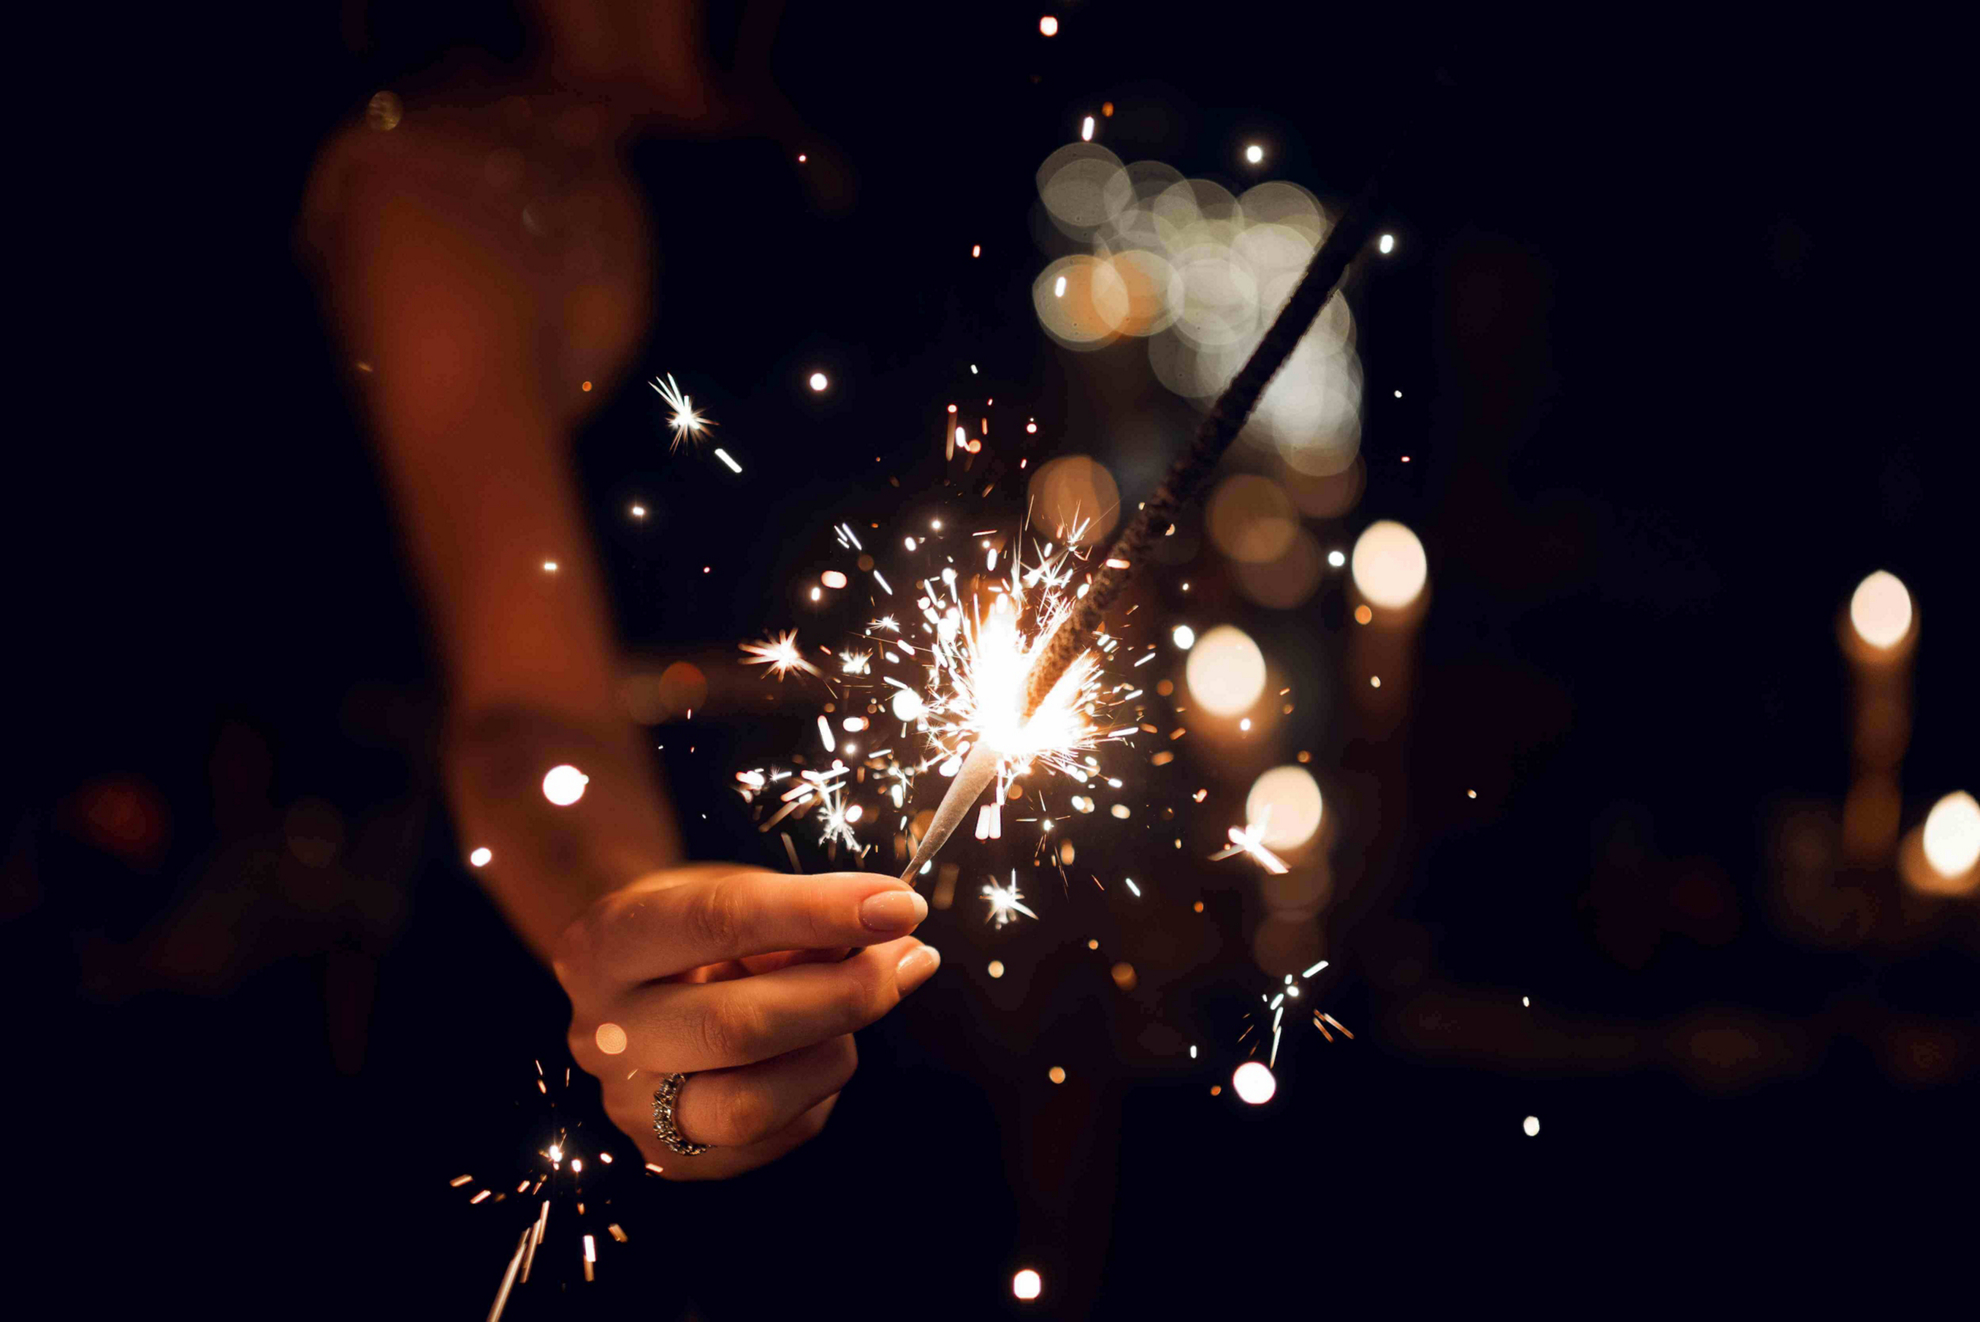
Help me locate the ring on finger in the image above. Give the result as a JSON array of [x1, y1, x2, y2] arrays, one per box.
[[652, 1072, 712, 1156]]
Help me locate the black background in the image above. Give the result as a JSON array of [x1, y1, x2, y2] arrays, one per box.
[[15, 3, 1978, 1316]]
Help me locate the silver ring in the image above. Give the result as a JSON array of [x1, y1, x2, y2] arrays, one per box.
[[651, 1072, 711, 1155]]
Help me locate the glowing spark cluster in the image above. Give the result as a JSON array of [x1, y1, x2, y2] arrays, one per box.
[[740, 630, 822, 681], [982, 870, 1039, 927], [649, 373, 710, 451]]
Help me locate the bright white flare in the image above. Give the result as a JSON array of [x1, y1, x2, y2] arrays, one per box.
[[649, 373, 710, 451], [1013, 1269, 1042, 1301], [1211, 817, 1288, 874], [982, 870, 1039, 927], [740, 630, 822, 681]]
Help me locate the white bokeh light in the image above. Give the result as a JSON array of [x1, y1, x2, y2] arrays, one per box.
[[1848, 570, 1912, 649], [1171, 624, 1196, 650], [542, 764, 589, 806], [468, 847, 492, 868], [1523, 1115, 1541, 1137], [1922, 791, 1980, 879], [1232, 1061, 1277, 1104], [807, 371, 829, 392], [1246, 767, 1324, 849], [1012, 1269, 1042, 1300], [1350, 520, 1428, 609], [1185, 625, 1266, 716]]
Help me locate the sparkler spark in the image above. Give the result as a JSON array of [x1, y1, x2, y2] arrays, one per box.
[[740, 630, 822, 680], [1211, 817, 1289, 874], [648, 373, 711, 451], [982, 870, 1039, 927]]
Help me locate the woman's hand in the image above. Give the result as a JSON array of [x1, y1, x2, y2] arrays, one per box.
[[554, 864, 937, 1179]]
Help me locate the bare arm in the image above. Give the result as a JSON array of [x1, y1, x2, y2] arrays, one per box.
[[307, 112, 676, 959]]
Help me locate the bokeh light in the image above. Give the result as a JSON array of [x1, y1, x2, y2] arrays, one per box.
[[1038, 15, 1058, 36], [1523, 1115, 1540, 1137], [1849, 570, 1913, 649], [1027, 455, 1120, 543], [1245, 766, 1323, 849], [469, 847, 492, 868], [542, 764, 589, 806], [1013, 1269, 1042, 1301], [1350, 520, 1428, 609], [1232, 527, 1323, 609], [594, 1022, 628, 1055], [891, 688, 926, 723], [1033, 255, 1131, 349], [1232, 1061, 1277, 1104], [1206, 473, 1297, 564], [1185, 625, 1266, 716], [1172, 624, 1196, 650], [808, 371, 829, 392], [1030, 148, 1364, 471], [1922, 791, 1980, 881]]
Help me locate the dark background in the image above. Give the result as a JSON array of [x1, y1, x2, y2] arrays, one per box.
[[15, 3, 1976, 1315]]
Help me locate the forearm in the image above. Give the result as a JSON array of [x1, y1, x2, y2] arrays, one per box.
[[371, 411, 684, 958], [446, 702, 680, 962]]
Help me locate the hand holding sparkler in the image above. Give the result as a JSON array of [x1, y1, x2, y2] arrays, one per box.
[[554, 864, 938, 1178]]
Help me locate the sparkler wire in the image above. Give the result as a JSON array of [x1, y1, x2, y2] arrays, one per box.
[[901, 151, 1400, 884], [1020, 169, 1388, 718]]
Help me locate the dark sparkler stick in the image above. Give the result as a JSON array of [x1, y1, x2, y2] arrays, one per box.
[[900, 152, 1397, 886]]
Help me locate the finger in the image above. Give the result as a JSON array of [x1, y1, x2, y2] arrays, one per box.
[[556, 869, 927, 994], [640, 1095, 840, 1183], [739, 947, 848, 975], [669, 1035, 856, 1149], [607, 936, 940, 1073]]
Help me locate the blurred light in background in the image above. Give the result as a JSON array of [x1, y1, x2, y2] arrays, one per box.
[[1033, 255, 1131, 350], [1026, 455, 1120, 543], [808, 371, 829, 392], [1523, 1115, 1540, 1137], [469, 847, 492, 867], [1232, 527, 1323, 609], [1185, 625, 1266, 715], [1378, 233, 1395, 254], [1350, 519, 1427, 609], [1038, 15, 1058, 36], [1013, 1269, 1043, 1300], [891, 688, 925, 722], [1171, 624, 1196, 650], [1849, 570, 1913, 648], [542, 764, 589, 806], [1033, 152, 1363, 472], [1207, 474, 1296, 563], [1922, 791, 1980, 882], [1245, 766, 1323, 849], [1232, 1061, 1277, 1104]]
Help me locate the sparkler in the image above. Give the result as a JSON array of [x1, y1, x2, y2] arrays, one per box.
[[897, 161, 1390, 885]]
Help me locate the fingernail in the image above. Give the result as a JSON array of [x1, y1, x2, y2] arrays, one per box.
[[895, 944, 941, 993], [860, 889, 928, 933]]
